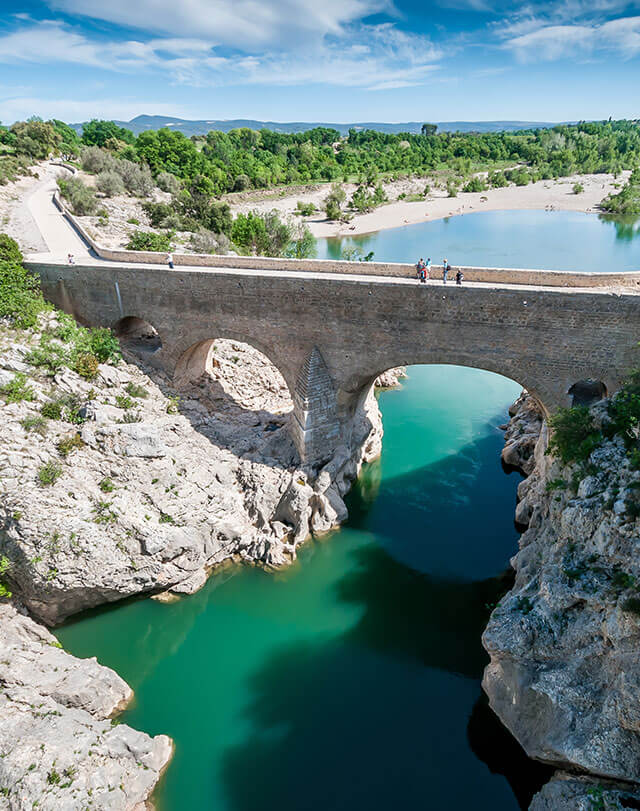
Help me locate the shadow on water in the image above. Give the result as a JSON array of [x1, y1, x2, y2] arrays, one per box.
[[220, 427, 552, 811]]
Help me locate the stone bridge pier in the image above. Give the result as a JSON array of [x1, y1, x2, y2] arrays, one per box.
[[30, 260, 640, 470]]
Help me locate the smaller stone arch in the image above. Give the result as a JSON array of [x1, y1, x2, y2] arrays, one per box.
[[568, 379, 608, 407], [112, 316, 162, 354]]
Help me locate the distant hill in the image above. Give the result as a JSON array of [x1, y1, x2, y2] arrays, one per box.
[[70, 114, 566, 138]]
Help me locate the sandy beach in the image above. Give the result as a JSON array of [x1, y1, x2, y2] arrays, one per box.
[[229, 171, 630, 238]]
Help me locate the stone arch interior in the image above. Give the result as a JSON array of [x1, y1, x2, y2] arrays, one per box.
[[113, 316, 162, 354], [173, 337, 296, 459], [568, 379, 608, 407]]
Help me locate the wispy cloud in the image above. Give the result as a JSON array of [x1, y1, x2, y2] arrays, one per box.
[[47, 0, 395, 49], [503, 15, 640, 60], [0, 18, 441, 91]]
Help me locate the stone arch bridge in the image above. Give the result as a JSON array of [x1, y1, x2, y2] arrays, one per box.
[[29, 259, 640, 467]]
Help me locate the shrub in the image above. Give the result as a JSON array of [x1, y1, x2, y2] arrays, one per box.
[[115, 394, 135, 409], [74, 352, 99, 380], [127, 217, 140, 225], [0, 555, 11, 599], [99, 477, 115, 492], [83, 327, 120, 364], [463, 176, 487, 193], [38, 461, 62, 486], [0, 238, 50, 329], [231, 210, 291, 257], [40, 400, 63, 420], [126, 231, 173, 252], [26, 336, 69, 374], [233, 173, 251, 191], [118, 160, 154, 196], [125, 381, 147, 398], [21, 415, 48, 436], [489, 171, 509, 188], [0, 233, 22, 264], [157, 171, 181, 195], [57, 432, 84, 457], [92, 500, 117, 524], [190, 229, 221, 254], [96, 170, 124, 197], [607, 370, 640, 443], [81, 146, 117, 174], [166, 395, 180, 414], [0, 372, 34, 403], [142, 201, 176, 228], [573, 182, 584, 195], [547, 406, 602, 464], [295, 201, 316, 216], [58, 177, 97, 215], [447, 180, 458, 197]]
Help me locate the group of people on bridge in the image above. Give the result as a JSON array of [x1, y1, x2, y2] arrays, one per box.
[[416, 258, 463, 285]]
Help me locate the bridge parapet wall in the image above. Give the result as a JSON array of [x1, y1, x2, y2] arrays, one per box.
[[52, 189, 640, 289]]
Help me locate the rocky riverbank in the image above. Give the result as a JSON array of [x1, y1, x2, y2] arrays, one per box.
[[488, 391, 640, 806], [0, 295, 406, 807]]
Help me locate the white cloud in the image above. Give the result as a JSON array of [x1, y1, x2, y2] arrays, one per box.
[[0, 19, 441, 92], [504, 15, 640, 60], [47, 0, 394, 49]]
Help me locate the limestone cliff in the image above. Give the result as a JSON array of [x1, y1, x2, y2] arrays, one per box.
[[0, 315, 391, 625], [486, 391, 640, 802]]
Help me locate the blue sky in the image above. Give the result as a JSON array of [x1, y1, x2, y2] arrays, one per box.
[[0, 0, 639, 124]]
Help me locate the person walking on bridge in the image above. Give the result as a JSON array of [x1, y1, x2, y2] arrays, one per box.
[[167, 252, 174, 269], [456, 269, 463, 285], [442, 259, 449, 284]]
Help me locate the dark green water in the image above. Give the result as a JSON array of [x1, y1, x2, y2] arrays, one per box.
[[58, 365, 553, 810], [318, 209, 640, 271]]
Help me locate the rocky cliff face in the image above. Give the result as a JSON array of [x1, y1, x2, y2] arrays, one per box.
[[0, 603, 172, 810], [0, 317, 395, 625], [1, 315, 404, 807], [486, 392, 640, 802]]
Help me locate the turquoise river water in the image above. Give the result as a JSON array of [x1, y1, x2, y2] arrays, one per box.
[[58, 366, 551, 810], [317, 209, 640, 270], [57, 209, 640, 810]]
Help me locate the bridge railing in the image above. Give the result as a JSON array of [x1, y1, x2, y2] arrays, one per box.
[[51, 171, 640, 290]]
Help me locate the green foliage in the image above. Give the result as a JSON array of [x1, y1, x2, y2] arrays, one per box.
[[58, 177, 97, 215], [0, 556, 12, 599], [0, 234, 22, 264], [57, 432, 84, 457], [231, 210, 292, 256], [324, 183, 346, 220], [157, 171, 181, 195], [115, 394, 135, 409], [92, 500, 117, 524], [21, 415, 48, 436], [96, 170, 125, 197], [166, 395, 180, 414], [573, 182, 584, 194], [602, 169, 640, 215], [81, 119, 135, 147], [126, 230, 173, 252], [0, 372, 34, 403], [545, 478, 567, 491], [74, 352, 99, 380], [547, 406, 602, 464], [607, 369, 640, 442], [295, 201, 316, 216], [99, 477, 115, 492], [446, 180, 459, 197], [38, 461, 62, 486], [284, 224, 317, 259], [463, 176, 487, 193], [11, 120, 61, 159], [125, 381, 148, 398], [40, 400, 63, 420], [341, 247, 375, 262], [0, 237, 50, 328], [489, 170, 509, 188]]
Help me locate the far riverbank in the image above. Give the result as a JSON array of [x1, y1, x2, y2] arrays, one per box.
[[228, 172, 630, 238]]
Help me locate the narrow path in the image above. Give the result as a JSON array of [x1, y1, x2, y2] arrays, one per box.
[[25, 165, 90, 261]]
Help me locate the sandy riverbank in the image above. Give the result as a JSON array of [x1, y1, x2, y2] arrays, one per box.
[[229, 172, 630, 238]]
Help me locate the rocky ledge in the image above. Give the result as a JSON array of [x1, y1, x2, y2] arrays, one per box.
[[487, 391, 640, 804], [0, 603, 172, 810]]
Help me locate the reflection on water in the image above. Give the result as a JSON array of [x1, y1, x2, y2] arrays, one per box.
[[319, 209, 640, 271], [57, 366, 553, 811]]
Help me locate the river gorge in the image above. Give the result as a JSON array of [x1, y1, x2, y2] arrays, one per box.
[[2, 209, 640, 810]]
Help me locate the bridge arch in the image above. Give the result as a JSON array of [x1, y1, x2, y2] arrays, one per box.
[[113, 315, 163, 355]]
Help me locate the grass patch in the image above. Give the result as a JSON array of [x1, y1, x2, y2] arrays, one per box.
[[38, 461, 62, 486], [0, 372, 34, 403]]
